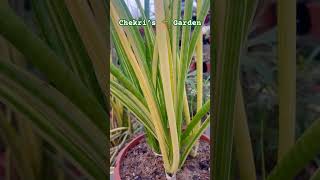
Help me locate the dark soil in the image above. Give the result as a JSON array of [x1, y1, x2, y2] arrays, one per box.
[[120, 139, 210, 180]]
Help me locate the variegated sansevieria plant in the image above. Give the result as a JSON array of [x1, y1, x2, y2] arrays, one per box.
[[110, 0, 210, 178]]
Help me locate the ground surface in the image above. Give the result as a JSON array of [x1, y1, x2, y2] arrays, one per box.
[[119, 139, 210, 180]]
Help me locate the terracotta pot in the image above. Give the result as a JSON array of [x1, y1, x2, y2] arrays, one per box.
[[205, 62, 211, 73], [253, 3, 276, 35], [114, 134, 210, 180], [307, 2, 320, 40], [189, 62, 211, 73], [311, 85, 320, 93], [189, 62, 196, 72]]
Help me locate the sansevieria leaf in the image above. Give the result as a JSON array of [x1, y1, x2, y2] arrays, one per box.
[[213, 0, 255, 179], [0, 4, 108, 132], [267, 119, 320, 180]]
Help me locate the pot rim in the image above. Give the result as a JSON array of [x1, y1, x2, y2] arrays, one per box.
[[113, 133, 210, 180]]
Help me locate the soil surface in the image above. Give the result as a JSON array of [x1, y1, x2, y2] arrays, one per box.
[[120, 139, 210, 180]]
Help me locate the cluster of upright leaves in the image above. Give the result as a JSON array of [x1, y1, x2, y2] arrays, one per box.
[[110, 53, 134, 171], [110, 0, 210, 175], [213, 0, 320, 180], [110, 72, 134, 171], [0, 0, 109, 179]]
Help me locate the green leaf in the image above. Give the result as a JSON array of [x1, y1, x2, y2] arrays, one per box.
[[179, 115, 210, 168], [277, 0, 296, 161], [0, 60, 106, 168], [0, 5, 108, 132], [31, 0, 106, 106], [0, 88, 106, 179], [0, 114, 36, 180], [212, 1, 255, 180], [267, 119, 320, 180], [181, 100, 210, 142]]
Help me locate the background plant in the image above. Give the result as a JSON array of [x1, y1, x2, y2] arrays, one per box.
[[109, 51, 143, 174], [213, 0, 320, 180]]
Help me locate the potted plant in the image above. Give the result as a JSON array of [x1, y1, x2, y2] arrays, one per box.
[[110, 0, 210, 179]]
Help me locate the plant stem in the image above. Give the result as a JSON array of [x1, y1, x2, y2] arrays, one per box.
[[64, 0, 109, 95], [191, 0, 203, 157], [87, 0, 108, 37], [144, 0, 150, 19], [234, 80, 257, 180], [213, 1, 250, 179], [154, 0, 180, 172], [196, 0, 203, 113], [277, 0, 296, 161], [267, 118, 320, 180], [183, 89, 191, 124]]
